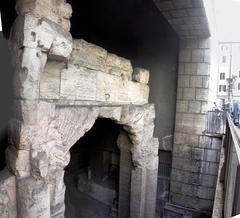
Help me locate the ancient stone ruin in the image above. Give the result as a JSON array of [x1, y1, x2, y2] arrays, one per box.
[[0, 1, 159, 217]]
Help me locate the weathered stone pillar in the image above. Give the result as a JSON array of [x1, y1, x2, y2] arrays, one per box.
[[118, 131, 132, 218], [17, 178, 50, 217], [130, 167, 146, 218], [144, 160, 159, 218], [49, 169, 66, 217], [7, 10, 72, 217], [121, 104, 159, 218]]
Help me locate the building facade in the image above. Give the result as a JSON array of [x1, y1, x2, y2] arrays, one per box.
[[217, 42, 240, 104]]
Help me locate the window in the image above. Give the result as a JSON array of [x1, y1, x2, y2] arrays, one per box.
[[220, 72, 225, 80], [219, 85, 226, 92], [239, 71, 240, 78], [222, 56, 226, 63], [238, 83, 240, 90], [158, 150, 172, 178], [226, 46, 228, 50]]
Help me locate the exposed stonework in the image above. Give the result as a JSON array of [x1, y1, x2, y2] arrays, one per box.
[[15, 0, 72, 31], [167, 37, 221, 217], [39, 39, 149, 104], [0, 5, 159, 218]]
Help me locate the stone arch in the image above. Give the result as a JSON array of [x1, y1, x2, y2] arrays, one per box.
[[43, 104, 159, 217], [0, 5, 159, 217]]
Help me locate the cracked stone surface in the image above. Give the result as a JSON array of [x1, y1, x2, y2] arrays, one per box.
[[0, 2, 159, 218]]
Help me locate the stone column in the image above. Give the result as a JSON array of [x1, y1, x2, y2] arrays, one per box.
[[7, 11, 72, 217], [144, 161, 159, 218], [17, 178, 50, 217], [118, 131, 132, 218], [130, 167, 146, 218]]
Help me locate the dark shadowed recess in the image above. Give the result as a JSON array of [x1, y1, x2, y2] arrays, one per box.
[[67, 0, 178, 59], [0, 1, 16, 170], [0, 33, 14, 170]]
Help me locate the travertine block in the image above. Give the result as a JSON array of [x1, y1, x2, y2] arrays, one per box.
[[0, 169, 16, 218], [40, 61, 64, 99], [128, 81, 149, 105], [16, 14, 72, 58], [60, 65, 97, 100], [96, 71, 120, 102], [70, 39, 107, 72], [6, 145, 30, 177], [106, 53, 133, 80], [17, 178, 50, 218], [132, 68, 150, 84], [60, 64, 149, 104], [15, 0, 72, 31]]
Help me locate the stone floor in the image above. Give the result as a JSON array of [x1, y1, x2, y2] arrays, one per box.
[[64, 171, 113, 218]]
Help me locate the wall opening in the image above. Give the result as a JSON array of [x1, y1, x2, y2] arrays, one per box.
[[64, 118, 122, 218]]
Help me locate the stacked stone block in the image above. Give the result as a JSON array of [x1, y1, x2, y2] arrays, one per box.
[[169, 38, 222, 215], [40, 39, 150, 105]]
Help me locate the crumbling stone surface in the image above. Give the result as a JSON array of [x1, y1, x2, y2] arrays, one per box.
[[0, 169, 16, 218], [15, 0, 72, 31], [133, 68, 150, 84], [0, 4, 159, 218], [40, 39, 150, 105]]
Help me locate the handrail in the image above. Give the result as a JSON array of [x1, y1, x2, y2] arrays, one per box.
[[223, 114, 240, 217], [227, 114, 240, 163]]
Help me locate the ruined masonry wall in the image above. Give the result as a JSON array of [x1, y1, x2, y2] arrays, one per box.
[[40, 39, 150, 105], [0, 0, 159, 217]]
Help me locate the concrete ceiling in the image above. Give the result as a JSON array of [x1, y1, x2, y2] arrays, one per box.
[[153, 0, 210, 38]]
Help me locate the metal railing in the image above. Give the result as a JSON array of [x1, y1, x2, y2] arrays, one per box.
[[222, 114, 240, 217], [206, 111, 226, 135]]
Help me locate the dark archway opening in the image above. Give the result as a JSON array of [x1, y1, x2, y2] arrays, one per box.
[[64, 118, 122, 218]]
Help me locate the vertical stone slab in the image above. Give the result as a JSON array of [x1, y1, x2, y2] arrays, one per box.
[[144, 166, 159, 218], [118, 131, 132, 218], [130, 168, 146, 218]]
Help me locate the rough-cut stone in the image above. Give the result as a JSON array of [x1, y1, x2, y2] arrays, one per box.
[[10, 13, 72, 100], [106, 53, 133, 80], [96, 71, 119, 102], [40, 61, 65, 99], [70, 39, 107, 72], [128, 81, 149, 105], [132, 68, 150, 84], [6, 145, 31, 177], [98, 107, 122, 121], [59, 64, 149, 104], [17, 178, 50, 218], [0, 169, 16, 218], [15, 0, 72, 31], [12, 14, 72, 59], [60, 65, 97, 101]]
